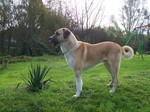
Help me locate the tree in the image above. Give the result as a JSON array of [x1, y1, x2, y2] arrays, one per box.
[[56, 0, 105, 41], [0, 0, 16, 55], [120, 0, 147, 36]]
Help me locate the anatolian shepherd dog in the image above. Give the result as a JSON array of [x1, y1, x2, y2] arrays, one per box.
[[49, 28, 134, 98]]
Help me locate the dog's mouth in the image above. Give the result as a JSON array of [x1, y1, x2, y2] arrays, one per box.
[[49, 36, 60, 45]]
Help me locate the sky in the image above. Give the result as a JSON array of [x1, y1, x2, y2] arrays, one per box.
[[42, 0, 150, 27], [42, 0, 122, 26], [14, 0, 150, 27], [102, 0, 122, 25]]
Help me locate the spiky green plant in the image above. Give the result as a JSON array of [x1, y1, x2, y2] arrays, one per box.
[[22, 64, 52, 92]]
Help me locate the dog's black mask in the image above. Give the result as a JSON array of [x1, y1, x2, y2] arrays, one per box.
[[49, 28, 70, 45], [49, 35, 60, 45]]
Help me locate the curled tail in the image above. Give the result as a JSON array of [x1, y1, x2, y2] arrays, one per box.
[[122, 46, 134, 60]]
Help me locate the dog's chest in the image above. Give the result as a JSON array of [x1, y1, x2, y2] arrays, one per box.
[[64, 54, 75, 69]]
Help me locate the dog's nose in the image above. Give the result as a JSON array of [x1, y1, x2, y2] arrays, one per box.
[[48, 35, 59, 45], [49, 36, 53, 43]]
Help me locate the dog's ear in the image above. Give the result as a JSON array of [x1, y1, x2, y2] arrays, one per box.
[[63, 29, 70, 39]]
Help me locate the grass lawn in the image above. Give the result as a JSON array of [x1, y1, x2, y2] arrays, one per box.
[[0, 55, 150, 112]]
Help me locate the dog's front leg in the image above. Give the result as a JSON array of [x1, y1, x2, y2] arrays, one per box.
[[73, 75, 83, 98]]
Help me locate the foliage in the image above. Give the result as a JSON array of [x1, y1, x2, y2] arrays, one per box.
[[0, 55, 32, 64], [0, 0, 76, 56], [0, 0, 150, 56], [75, 27, 126, 45], [22, 64, 52, 92], [145, 35, 150, 51]]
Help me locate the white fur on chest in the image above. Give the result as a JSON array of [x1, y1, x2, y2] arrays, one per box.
[[61, 42, 80, 70], [64, 54, 75, 70]]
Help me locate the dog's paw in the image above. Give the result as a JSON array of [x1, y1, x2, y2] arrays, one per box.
[[109, 89, 115, 93], [107, 84, 113, 88], [72, 94, 80, 98], [109, 90, 115, 96]]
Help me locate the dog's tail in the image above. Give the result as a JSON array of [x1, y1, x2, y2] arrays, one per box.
[[122, 46, 134, 60]]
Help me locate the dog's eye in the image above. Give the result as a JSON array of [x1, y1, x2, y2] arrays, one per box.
[[55, 32, 60, 35]]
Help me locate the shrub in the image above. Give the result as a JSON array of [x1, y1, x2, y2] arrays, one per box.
[[0, 55, 32, 64], [10, 56, 32, 63], [22, 64, 52, 92]]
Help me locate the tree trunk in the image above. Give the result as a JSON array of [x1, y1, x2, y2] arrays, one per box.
[[2, 58, 9, 69], [7, 27, 12, 55], [0, 31, 5, 56]]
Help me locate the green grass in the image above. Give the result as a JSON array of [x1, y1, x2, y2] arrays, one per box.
[[0, 55, 150, 112]]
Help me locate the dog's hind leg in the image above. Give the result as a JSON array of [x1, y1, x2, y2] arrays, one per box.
[[104, 61, 113, 87], [73, 74, 83, 98], [109, 58, 121, 93]]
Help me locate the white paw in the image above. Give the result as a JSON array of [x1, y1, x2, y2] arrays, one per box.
[[109, 89, 115, 93], [107, 84, 112, 87], [73, 94, 80, 98]]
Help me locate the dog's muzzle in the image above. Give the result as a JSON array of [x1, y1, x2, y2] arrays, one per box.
[[49, 36, 53, 43], [49, 35, 60, 45]]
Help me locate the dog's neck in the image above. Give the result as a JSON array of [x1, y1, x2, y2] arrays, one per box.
[[60, 33, 78, 55]]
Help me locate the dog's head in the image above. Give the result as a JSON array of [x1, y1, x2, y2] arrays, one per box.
[[49, 28, 71, 45]]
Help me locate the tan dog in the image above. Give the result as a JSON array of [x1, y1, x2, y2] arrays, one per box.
[[49, 28, 134, 97]]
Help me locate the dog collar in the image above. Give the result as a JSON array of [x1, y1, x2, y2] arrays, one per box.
[[63, 42, 77, 55]]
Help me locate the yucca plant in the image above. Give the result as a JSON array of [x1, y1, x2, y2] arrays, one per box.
[[22, 64, 52, 92]]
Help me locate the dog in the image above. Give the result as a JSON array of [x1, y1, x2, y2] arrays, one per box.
[[49, 28, 134, 97]]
